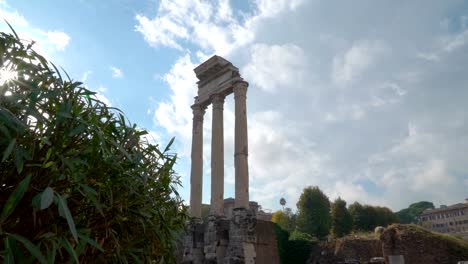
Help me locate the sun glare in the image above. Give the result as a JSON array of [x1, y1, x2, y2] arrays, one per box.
[[0, 67, 18, 86]]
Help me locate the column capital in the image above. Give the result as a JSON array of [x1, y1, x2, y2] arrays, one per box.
[[191, 104, 206, 121], [211, 94, 225, 110], [233, 81, 248, 99]]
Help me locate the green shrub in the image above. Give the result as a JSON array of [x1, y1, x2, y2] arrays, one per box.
[[274, 225, 314, 264], [285, 239, 313, 264], [0, 26, 187, 263], [289, 229, 317, 243], [274, 223, 289, 264]]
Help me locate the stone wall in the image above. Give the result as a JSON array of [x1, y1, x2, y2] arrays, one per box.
[[308, 224, 468, 264], [381, 224, 468, 264], [308, 238, 382, 264], [255, 220, 280, 264]]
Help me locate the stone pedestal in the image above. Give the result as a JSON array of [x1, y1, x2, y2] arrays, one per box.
[[204, 216, 229, 264], [223, 208, 257, 264], [182, 219, 205, 264]]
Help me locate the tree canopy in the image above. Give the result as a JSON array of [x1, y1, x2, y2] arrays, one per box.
[[349, 202, 398, 231], [296, 186, 331, 239], [0, 28, 187, 263], [396, 201, 434, 224], [330, 197, 352, 237], [272, 208, 296, 233]]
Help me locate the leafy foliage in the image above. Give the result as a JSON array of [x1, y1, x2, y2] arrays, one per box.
[[274, 223, 289, 264], [0, 28, 187, 263], [296, 186, 331, 239], [274, 224, 315, 264], [330, 197, 352, 237], [272, 208, 296, 233], [395, 201, 434, 224], [349, 202, 398, 232]]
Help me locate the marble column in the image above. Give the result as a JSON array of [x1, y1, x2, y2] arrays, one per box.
[[190, 103, 206, 219], [210, 94, 225, 216], [233, 81, 249, 209]]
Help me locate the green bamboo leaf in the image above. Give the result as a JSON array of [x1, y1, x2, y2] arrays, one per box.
[[40, 187, 54, 210], [42, 161, 54, 168], [56, 194, 78, 243], [61, 238, 79, 264], [2, 139, 15, 161], [0, 174, 32, 222], [8, 234, 47, 264], [77, 233, 104, 252], [14, 147, 24, 174], [4, 20, 20, 40], [4, 236, 15, 264], [78, 183, 97, 195], [164, 137, 175, 152]]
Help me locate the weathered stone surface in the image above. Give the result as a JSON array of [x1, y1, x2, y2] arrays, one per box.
[[182, 220, 205, 264], [308, 237, 382, 264], [178, 217, 279, 264], [381, 224, 468, 264], [204, 216, 229, 263], [224, 208, 257, 263]]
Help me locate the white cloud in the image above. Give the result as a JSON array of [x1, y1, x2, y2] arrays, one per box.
[[244, 43, 306, 93], [110, 66, 123, 78], [46, 30, 70, 51], [411, 159, 453, 191], [332, 40, 386, 86], [442, 29, 468, 52], [153, 54, 198, 156], [134, 0, 305, 55], [81, 70, 92, 83], [417, 52, 439, 62], [0, 1, 71, 55], [254, 0, 304, 18], [94, 85, 111, 106]]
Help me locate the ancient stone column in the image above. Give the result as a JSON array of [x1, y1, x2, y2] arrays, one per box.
[[190, 103, 206, 219], [233, 81, 249, 209], [210, 94, 225, 216]]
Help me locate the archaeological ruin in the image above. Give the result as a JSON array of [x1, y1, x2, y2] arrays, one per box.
[[181, 56, 279, 264]]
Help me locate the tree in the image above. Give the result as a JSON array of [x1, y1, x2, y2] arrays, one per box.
[[272, 207, 296, 233], [331, 197, 353, 237], [396, 201, 434, 224], [280, 197, 286, 210], [296, 186, 331, 239], [349, 202, 398, 231], [0, 29, 187, 263]]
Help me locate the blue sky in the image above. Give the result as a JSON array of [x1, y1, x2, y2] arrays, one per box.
[[2, 0, 468, 212]]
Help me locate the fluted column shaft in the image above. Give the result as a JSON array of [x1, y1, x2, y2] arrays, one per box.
[[190, 104, 206, 218], [210, 94, 225, 216], [233, 81, 249, 208]]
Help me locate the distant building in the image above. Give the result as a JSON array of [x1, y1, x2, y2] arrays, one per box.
[[417, 199, 468, 239]]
